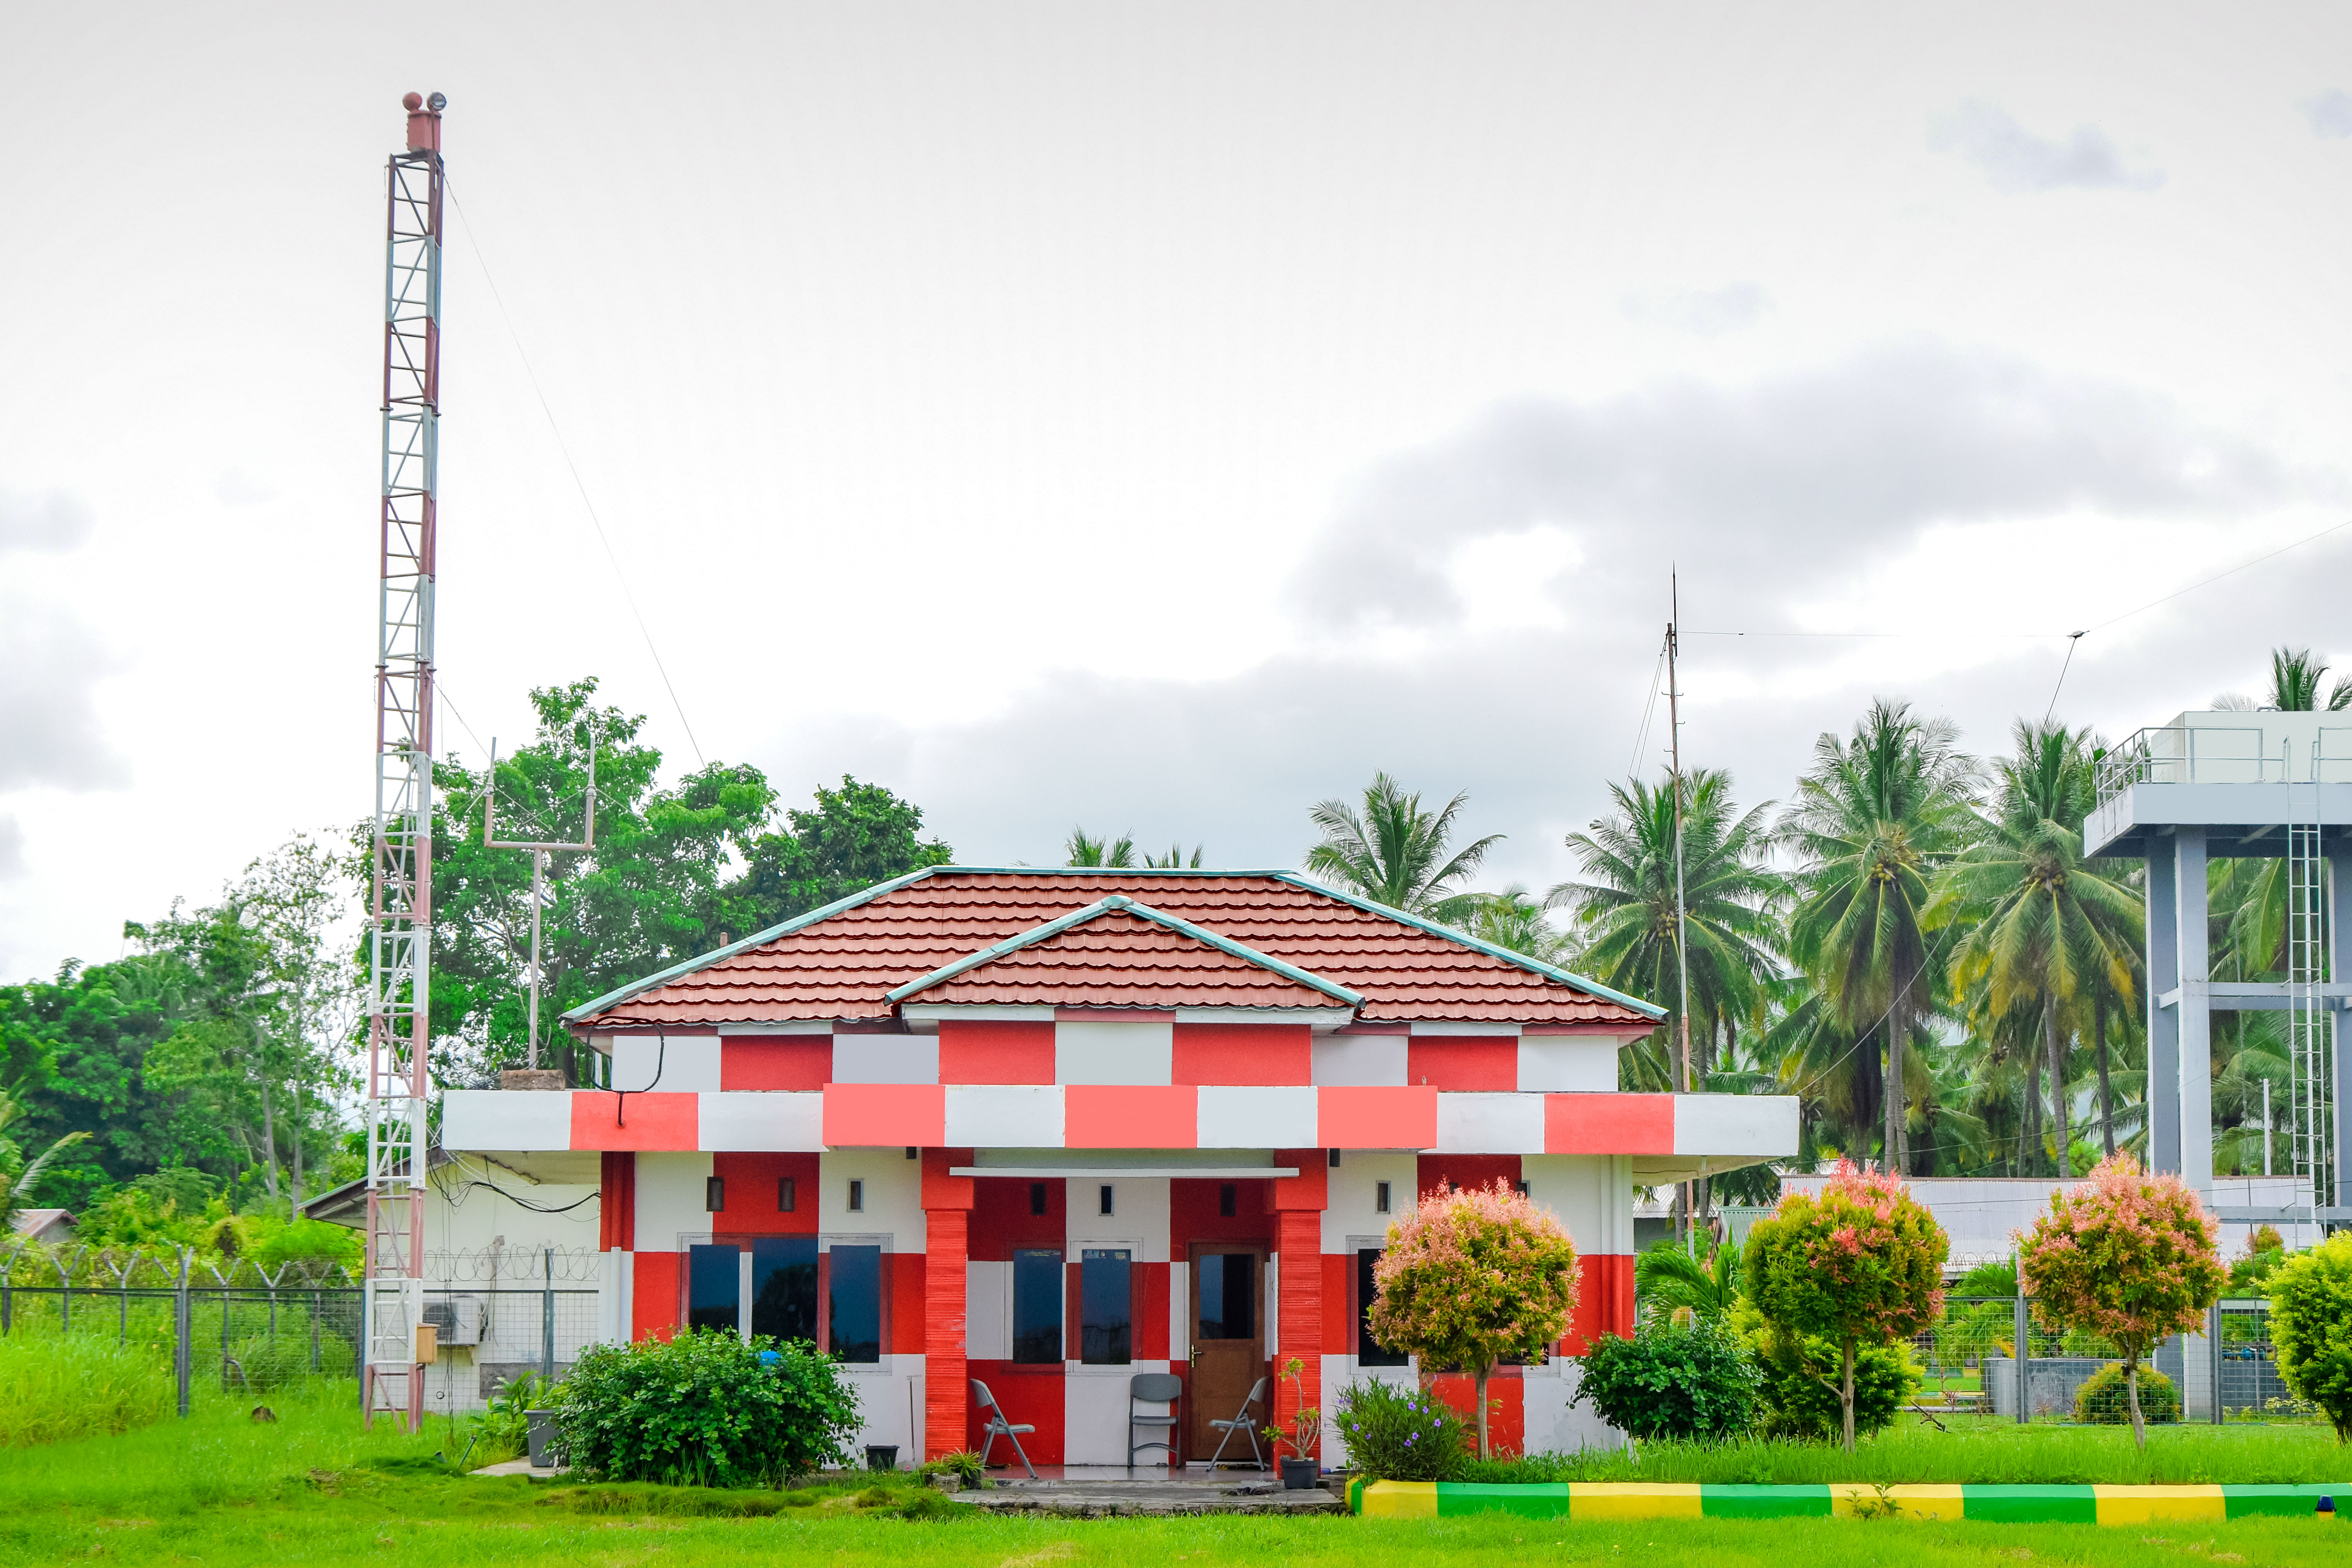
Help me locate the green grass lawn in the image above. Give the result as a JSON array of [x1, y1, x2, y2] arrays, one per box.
[[4, 1385, 2347, 1568]]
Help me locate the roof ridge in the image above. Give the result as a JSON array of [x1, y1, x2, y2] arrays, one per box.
[[884, 895, 1364, 1007]]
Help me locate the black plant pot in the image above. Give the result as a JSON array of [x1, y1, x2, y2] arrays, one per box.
[[1279, 1457, 1318, 1490]]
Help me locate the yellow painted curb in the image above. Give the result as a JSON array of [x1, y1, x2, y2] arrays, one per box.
[[1566, 1483, 1706, 1520], [1359, 1481, 1440, 1519], [1829, 1483, 1966, 1520], [2092, 1485, 2227, 1524]]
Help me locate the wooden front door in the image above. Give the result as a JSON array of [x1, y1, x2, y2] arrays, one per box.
[[1187, 1243, 1267, 1462]]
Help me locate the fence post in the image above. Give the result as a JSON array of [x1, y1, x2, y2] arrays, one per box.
[[311, 1289, 322, 1374], [2209, 1300, 2223, 1425], [542, 1249, 556, 1381], [174, 1252, 192, 1419], [2013, 1290, 2030, 1424]]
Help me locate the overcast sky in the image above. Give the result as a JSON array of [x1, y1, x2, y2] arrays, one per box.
[[6, 2, 2352, 978]]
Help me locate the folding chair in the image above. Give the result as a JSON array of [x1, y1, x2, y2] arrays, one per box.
[[1128, 1372, 1184, 1471], [1205, 1375, 1269, 1470], [972, 1378, 1038, 1479]]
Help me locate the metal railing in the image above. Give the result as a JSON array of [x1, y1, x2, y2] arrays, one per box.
[[2095, 726, 2280, 803]]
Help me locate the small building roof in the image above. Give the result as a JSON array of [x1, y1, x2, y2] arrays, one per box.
[[565, 867, 1662, 1032], [9, 1208, 75, 1243]]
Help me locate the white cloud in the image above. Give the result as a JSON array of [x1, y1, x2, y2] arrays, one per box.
[[2304, 88, 2352, 138], [0, 817, 24, 882], [1621, 283, 1770, 337], [1931, 102, 2163, 191], [0, 488, 94, 552]]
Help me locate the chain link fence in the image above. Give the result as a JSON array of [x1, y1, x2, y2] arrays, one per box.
[[1, 1241, 604, 1417]]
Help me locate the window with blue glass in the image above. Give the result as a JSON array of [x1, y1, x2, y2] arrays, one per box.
[[827, 1243, 883, 1363], [1011, 1248, 1063, 1364], [751, 1237, 818, 1343], [687, 1243, 741, 1334], [1080, 1247, 1131, 1365]]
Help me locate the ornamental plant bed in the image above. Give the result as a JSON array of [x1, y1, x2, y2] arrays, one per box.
[[1349, 1478, 2352, 1524]]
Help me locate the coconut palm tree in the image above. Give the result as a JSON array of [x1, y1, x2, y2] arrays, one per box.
[[1144, 843, 1204, 869], [1933, 722, 2141, 1179], [1782, 699, 1978, 1173], [0, 1090, 87, 1232], [1465, 884, 1577, 966], [1552, 768, 1784, 1087], [2212, 644, 2352, 711], [1305, 773, 1501, 923], [1065, 829, 1138, 867]]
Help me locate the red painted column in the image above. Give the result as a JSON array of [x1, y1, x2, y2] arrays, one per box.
[[920, 1150, 975, 1460], [1272, 1150, 1328, 1465]]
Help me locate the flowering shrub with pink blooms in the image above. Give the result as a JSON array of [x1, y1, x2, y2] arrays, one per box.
[[1742, 1161, 1947, 1451], [2018, 1152, 2222, 1450], [1366, 1179, 1579, 1459]]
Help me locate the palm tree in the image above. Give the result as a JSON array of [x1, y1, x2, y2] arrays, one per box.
[[1932, 722, 2140, 1179], [1305, 773, 1501, 923], [1465, 884, 1577, 965], [1553, 768, 1784, 1087], [1065, 829, 1138, 867], [0, 1090, 87, 1232], [1144, 843, 1204, 869], [1782, 699, 1978, 1174], [2213, 645, 2352, 711]]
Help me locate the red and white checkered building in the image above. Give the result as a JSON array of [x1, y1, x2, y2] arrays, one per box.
[[443, 868, 1795, 1465]]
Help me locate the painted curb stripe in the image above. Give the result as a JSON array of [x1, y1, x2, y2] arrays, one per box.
[[1350, 1480, 2351, 1523]]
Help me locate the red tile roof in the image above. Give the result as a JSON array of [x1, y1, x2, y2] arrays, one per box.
[[568, 869, 1658, 1030], [897, 903, 1349, 1010]]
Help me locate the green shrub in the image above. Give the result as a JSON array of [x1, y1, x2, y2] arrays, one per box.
[[554, 1330, 860, 1486], [1951, 1259, 2017, 1298], [2267, 1231, 2352, 1444], [0, 1334, 174, 1446], [1573, 1317, 1760, 1443], [2073, 1363, 2179, 1425], [2230, 1246, 2287, 1295], [1739, 1314, 1919, 1443], [1332, 1379, 1469, 1481], [918, 1449, 985, 1488]]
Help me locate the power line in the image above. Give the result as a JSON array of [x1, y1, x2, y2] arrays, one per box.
[[2079, 516, 2352, 635], [441, 178, 708, 769]]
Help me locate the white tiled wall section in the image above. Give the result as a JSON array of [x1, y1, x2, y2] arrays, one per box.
[[1321, 1150, 1417, 1253], [944, 1085, 1063, 1147], [820, 1148, 926, 1250], [1515, 1036, 1619, 1092], [611, 1034, 721, 1094], [831, 1034, 940, 1085], [966, 1260, 1011, 1360], [1196, 1085, 1314, 1147], [1054, 1020, 1174, 1085], [1311, 1034, 1407, 1086], [634, 1151, 717, 1249], [1521, 1153, 1634, 1255], [1434, 1092, 1544, 1153], [697, 1091, 822, 1151], [1064, 1175, 1170, 1263]]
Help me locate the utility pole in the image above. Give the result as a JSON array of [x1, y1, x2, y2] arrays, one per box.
[[485, 737, 597, 1071], [1668, 571, 1695, 1245]]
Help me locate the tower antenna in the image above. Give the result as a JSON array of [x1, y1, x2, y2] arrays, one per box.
[[1668, 571, 1695, 1245], [363, 89, 445, 1431], [485, 735, 597, 1071]]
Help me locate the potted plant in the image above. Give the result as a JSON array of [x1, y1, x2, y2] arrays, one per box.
[[1261, 1357, 1321, 1489]]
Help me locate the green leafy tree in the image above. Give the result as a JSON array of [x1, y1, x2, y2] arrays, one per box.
[[1553, 768, 1782, 1092], [2017, 1153, 2223, 1450], [429, 680, 774, 1077], [0, 957, 196, 1205], [2267, 1232, 2352, 1443], [1365, 1178, 1579, 1459], [1934, 723, 2140, 1178], [1306, 772, 1501, 924], [1783, 700, 1978, 1172], [1742, 1160, 1947, 1450], [731, 775, 954, 931]]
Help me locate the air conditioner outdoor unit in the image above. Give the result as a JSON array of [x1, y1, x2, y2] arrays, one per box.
[[419, 1295, 486, 1347]]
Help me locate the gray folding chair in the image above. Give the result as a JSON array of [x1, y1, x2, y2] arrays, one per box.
[[1128, 1372, 1183, 1471], [1205, 1374, 1269, 1470], [972, 1378, 1037, 1479]]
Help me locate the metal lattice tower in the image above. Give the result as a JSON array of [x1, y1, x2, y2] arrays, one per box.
[[2288, 744, 2334, 1218], [364, 90, 444, 1429]]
